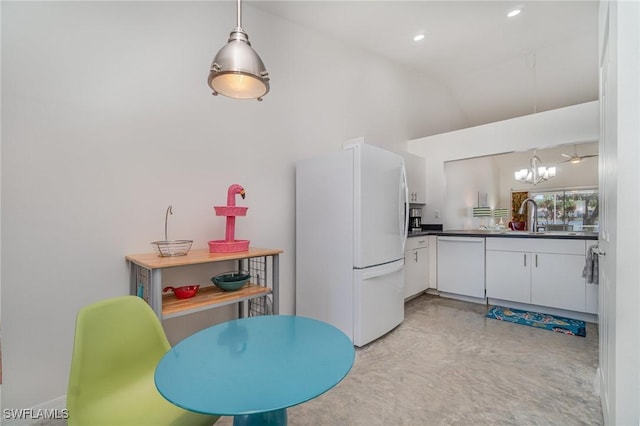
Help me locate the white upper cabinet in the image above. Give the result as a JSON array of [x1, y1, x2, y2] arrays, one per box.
[[402, 152, 427, 204]]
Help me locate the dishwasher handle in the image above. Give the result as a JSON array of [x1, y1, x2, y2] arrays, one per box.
[[437, 237, 484, 243]]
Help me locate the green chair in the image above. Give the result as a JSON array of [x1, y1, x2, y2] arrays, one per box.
[[67, 295, 219, 426]]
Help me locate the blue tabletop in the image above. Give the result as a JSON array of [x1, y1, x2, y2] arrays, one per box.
[[155, 315, 355, 416]]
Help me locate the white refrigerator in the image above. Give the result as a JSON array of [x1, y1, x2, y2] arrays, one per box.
[[295, 139, 408, 346]]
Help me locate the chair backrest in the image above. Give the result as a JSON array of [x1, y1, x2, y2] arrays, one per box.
[[67, 296, 170, 412]]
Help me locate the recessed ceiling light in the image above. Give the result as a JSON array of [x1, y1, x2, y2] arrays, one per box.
[[413, 34, 425, 42], [507, 9, 521, 18]]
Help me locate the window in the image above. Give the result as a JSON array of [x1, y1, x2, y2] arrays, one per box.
[[530, 188, 599, 232]]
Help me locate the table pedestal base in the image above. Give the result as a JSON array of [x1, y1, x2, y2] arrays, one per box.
[[233, 409, 287, 426]]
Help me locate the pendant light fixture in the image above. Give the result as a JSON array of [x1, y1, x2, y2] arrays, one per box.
[[512, 55, 557, 186], [207, 0, 270, 101], [514, 151, 556, 185]]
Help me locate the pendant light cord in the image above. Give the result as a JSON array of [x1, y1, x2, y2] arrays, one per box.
[[532, 53, 537, 114], [526, 52, 537, 114], [236, 0, 243, 31]]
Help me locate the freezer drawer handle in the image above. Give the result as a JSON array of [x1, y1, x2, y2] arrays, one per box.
[[360, 261, 404, 280]]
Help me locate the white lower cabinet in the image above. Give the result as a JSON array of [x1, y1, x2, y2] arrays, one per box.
[[404, 237, 429, 299], [531, 253, 587, 312], [486, 250, 530, 303], [486, 238, 589, 313]]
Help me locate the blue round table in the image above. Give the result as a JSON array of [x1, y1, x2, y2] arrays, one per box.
[[155, 315, 355, 426]]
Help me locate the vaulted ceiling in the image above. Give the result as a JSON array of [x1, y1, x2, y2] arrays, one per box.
[[253, 1, 599, 131]]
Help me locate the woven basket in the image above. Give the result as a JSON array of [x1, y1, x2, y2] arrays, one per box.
[[151, 240, 193, 257]]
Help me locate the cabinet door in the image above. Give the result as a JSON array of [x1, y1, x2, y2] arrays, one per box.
[[404, 248, 428, 298], [402, 153, 426, 204], [531, 253, 586, 312], [486, 250, 530, 303]]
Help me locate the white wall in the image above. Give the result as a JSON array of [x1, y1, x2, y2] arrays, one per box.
[[408, 101, 599, 225], [443, 142, 598, 230], [443, 156, 500, 230], [0, 2, 466, 408]]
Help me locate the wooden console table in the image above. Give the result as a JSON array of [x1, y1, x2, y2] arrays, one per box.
[[125, 247, 282, 320]]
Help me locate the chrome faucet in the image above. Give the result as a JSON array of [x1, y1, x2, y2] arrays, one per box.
[[518, 198, 539, 232]]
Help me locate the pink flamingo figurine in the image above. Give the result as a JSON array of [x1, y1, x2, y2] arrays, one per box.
[[210, 184, 250, 253]]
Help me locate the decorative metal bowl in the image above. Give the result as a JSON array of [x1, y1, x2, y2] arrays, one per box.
[[151, 240, 193, 257], [211, 271, 251, 291]]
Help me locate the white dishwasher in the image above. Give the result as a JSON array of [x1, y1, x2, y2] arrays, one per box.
[[437, 236, 485, 299]]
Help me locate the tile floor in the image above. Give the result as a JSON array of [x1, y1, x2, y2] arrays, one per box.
[[218, 294, 603, 425], [36, 294, 603, 425]]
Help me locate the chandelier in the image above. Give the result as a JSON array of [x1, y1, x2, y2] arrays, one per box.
[[514, 153, 556, 185]]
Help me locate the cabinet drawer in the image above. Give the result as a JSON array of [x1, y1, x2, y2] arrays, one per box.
[[406, 237, 428, 250], [486, 237, 586, 255]]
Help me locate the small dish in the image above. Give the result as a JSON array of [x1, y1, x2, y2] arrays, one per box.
[[211, 271, 251, 291], [163, 285, 200, 299]]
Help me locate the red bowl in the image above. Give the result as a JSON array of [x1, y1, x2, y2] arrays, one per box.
[[163, 285, 200, 299]]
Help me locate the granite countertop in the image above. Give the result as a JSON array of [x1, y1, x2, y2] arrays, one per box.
[[408, 229, 598, 240]]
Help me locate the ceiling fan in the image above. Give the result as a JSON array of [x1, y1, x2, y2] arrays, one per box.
[[561, 145, 598, 164]]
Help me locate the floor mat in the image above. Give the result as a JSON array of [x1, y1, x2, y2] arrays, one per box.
[[486, 305, 586, 337]]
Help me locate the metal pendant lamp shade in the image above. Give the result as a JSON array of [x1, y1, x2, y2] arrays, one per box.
[[208, 0, 269, 101]]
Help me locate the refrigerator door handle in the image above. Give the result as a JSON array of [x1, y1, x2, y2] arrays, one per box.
[[400, 161, 409, 252]]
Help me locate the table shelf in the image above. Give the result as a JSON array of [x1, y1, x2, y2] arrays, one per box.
[[162, 284, 271, 319], [126, 247, 282, 320]]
